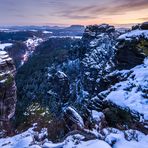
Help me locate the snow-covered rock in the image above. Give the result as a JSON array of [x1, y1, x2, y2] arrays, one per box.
[[0, 51, 16, 133], [118, 30, 148, 41], [80, 24, 120, 95], [105, 58, 148, 122], [48, 70, 70, 104], [64, 107, 84, 130], [103, 128, 148, 148], [92, 110, 104, 123]]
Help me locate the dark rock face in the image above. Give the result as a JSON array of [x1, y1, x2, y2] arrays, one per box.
[[48, 71, 70, 104], [83, 24, 115, 40], [115, 41, 145, 70], [115, 31, 147, 70], [0, 51, 17, 134], [140, 22, 148, 30], [5, 42, 26, 68], [132, 22, 148, 30], [132, 24, 141, 30]]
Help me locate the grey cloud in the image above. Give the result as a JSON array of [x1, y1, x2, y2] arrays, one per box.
[[61, 14, 97, 20], [56, 0, 148, 20], [0, 0, 148, 25]]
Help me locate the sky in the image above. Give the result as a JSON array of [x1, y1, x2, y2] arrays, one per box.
[[0, 0, 148, 27]]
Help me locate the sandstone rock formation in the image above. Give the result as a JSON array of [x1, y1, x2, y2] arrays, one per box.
[[0, 51, 17, 134], [48, 71, 70, 104]]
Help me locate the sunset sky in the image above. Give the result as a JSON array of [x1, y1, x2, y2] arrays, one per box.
[[0, 0, 148, 27]]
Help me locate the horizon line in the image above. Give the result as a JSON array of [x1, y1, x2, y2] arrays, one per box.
[[0, 22, 143, 28]]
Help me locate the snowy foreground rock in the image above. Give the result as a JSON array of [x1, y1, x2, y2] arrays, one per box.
[[0, 127, 148, 148]]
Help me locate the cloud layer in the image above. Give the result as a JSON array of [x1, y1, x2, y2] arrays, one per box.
[[0, 0, 147, 26]]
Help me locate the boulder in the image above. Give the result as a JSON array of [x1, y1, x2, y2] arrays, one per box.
[[63, 107, 84, 130]]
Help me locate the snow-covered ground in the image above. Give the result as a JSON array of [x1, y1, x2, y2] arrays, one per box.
[[105, 58, 148, 121], [0, 43, 13, 50], [0, 128, 34, 148], [0, 127, 147, 148], [113, 136, 148, 148], [104, 128, 148, 148], [73, 139, 111, 148]]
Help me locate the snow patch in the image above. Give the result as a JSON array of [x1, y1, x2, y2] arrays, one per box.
[[76, 140, 111, 148], [0, 43, 13, 50], [92, 110, 104, 122], [42, 31, 53, 34]]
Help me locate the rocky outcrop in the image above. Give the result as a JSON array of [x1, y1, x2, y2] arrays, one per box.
[[83, 24, 115, 39], [70, 23, 148, 134], [140, 22, 148, 30], [89, 58, 148, 134], [51, 23, 148, 139], [0, 51, 16, 134], [48, 71, 70, 104], [132, 22, 148, 30], [115, 28, 148, 70], [80, 24, 120, 95]]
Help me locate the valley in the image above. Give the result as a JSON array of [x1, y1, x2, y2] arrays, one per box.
[[0, 22, 148, 148]]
